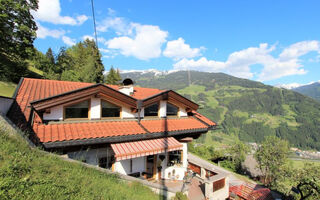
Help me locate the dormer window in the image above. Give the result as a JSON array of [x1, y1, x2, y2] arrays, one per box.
[[65, 100, 89, 119], [144, 103, 159, 117], [167, 103, 179, 116], [101, 100, 120, 118]]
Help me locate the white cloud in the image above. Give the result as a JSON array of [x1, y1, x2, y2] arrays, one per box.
[[163, 38, 203, 60], [279, 40, 320, 60], [99, 48, 110, 53], [36, 23, 65, 39], [97, 17, 130, 35], [275, 83, 303, 89], [107, 8, 116, 16], [32, 0, 88, 25], [173, 57, 225, 73], [173, 41, 320, 81], [62, 36, 76, 46], [106, 24, 168, 60], [76, 15, 88, 25]]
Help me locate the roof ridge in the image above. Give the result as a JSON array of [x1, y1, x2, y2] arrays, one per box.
[[23, 77, 165, 91]]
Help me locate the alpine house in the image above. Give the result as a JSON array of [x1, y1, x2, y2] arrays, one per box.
[[7, 77, 217, 181]]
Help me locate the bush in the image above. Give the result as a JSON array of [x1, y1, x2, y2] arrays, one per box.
[[172, 192, 188, 200]]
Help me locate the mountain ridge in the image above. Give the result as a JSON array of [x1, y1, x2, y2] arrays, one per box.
[[293, 82, 320, 102], [121, 70, 320, 150]]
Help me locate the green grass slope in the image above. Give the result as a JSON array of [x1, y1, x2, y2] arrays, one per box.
[[0, 117, 159, 200], [122, 71, 320, 150], [0, 81, 16, 97]]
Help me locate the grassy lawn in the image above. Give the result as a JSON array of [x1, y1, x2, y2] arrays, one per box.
[[289, 159, 320, 169], [28, 65, 44, 76], [0, 117, 160, 200], [0, 81, 16, 97]]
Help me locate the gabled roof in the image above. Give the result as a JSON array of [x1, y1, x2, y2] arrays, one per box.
[[30, 84, 137, 111], [7, 78, 165, 124]]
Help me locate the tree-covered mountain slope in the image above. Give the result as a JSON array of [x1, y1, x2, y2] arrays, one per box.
[[293, 82, 320, 102], [122, 71, 320, 150]]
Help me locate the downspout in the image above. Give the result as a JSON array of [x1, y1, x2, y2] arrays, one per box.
[[137, 100, 142, 124]]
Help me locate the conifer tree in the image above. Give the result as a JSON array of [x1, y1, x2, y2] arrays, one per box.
[[0, 0, 38, 82], [105, 66, 121, 85]]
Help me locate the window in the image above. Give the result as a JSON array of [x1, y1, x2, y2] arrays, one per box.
[[99, 156, 114, 169], [99, 157, 108, 168], [144, 103, 159, 117], [166, 103, 179, 116], [101, 100, 120, 118], [65, 100, 89, 119], [213, 178, 225, 191], [167, 151, 182, 166]]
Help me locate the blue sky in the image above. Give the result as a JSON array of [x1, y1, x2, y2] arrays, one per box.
[[32, 0, 320, 87]]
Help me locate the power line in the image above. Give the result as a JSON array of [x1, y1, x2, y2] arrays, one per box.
[[90, 0, 98, 48]]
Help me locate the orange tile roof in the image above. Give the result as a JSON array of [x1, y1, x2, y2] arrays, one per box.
[[140, 118, 208, 133], [15, 78, 92, 123], [111, 137, 183, 161], [32, 117, 209, 144], [192, 111, 217, 126], [10, 78, 164, 124], [132, 87, 164, 99], [229, 184, 274, 200], [33, 121, 146, 143]]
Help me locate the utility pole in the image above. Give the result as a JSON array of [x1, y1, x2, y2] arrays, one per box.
[[91, 0, 98, 48]]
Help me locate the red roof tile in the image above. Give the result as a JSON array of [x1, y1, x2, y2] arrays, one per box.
[[132, 87, 164, 99], [32, 117, 209, 144], [111, 137, 183, 161], [229, 184, 274, 200], [192, 111, 217, 126], [33, 120, 146, 143], [141, 118, 208, 133]]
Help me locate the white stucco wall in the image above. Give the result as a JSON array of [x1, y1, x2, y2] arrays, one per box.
[[122, 106, 136, 118], [90, 97, 101, 119], [140, 108, 145, 118], [179, 107, 188, 117], [159, 101, 166, 117], [207, 177, 229, 200], [114, 157, 146, 175], [163, 166, 186, 180], [182, 143, 188, 168], [119, 86, 134, 96], [43, 105, 63, 120]]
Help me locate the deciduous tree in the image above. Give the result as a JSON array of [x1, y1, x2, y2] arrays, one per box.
[[254, 135, 289, 187]]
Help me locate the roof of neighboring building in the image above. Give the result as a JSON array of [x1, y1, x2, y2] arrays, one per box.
[[229, 183, 274, 200]]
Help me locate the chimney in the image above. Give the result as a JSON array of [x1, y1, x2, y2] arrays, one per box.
[[119, 78, 134, 95]]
